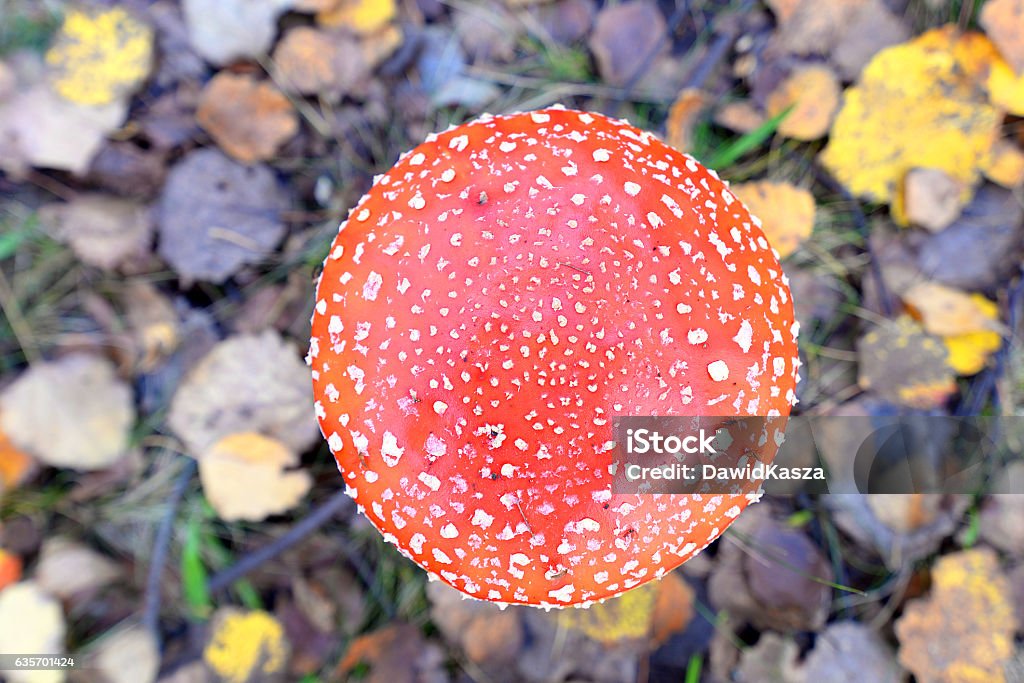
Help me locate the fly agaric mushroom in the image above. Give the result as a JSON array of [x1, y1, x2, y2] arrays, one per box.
[[309, 106, 800, 607]]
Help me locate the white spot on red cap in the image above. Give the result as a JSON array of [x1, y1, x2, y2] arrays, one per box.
[[707, 360, 730, 381]]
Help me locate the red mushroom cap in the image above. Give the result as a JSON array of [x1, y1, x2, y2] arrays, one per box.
[[309, 106, 800, 607]]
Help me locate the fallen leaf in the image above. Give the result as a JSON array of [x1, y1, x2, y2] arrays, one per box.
[[453, 2, 521, 63], [766, 65, 840, 140], [978, 463, 1024, 556], [856, 316, 957, 408], [0, 550, 22, 592], [0, 83, 128, 175], [427, 581, 524, 664], [589, 1, 668, 87], [980, 0, 1024, 74], [199, 432, 311, 522], [735, 632, 802, 683], [38, 194, 152, 270], [772, 0, 863, 56], [896, 548, 1015, 682], [899, 167, 964, 231], [271, 26, 342, 95], [35, 537, 120, 600], [902, 282, 1000, 337], [714, 100, 765, 133], [93, 625, 160, 683], [0, 421, 34, 492], [204, 608, 289, 683], [866, 494, 942, 533], [730, 181, 815, 258], [821, 26, 1001, 208], [360, 24, 404, 71], [982, 139, 1024, 187], [831, 0, 910, 80], [799, 621, 902, 683], [196, 73, 298, 164], [665, 88, 708, 154], [562, 582, 659, 644], [45, 7, 153, 106], [183, 0, 295, 66], [987, 56, 1024, 115], [168, 331, 319, 455], [650, 572, 694, 646], [0, 354, 135, 471], [0, 582, 67, 683], [122, 280, 180, 371], [157, 148, 289, 283], [338, 623, 445, 682], [533, 0, 596, 45], [941, 293, 1002, 375], [318, 0, 396, 34]]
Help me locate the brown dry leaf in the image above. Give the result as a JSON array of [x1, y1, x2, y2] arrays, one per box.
[[902, 282, 1000, 337], [426, 581, 523, 665], [204, 608, 289, 683], [157, 149, 289, 283], [772, 0, 862, 56], [714, 100, 765, 133], [735, 633, 802, 683], [730, 181, 815, 258], [92, 625, 159, 683], [589, 1, 668, 87], [766, 65, 839, 140], [45, 6, 153, 107], [982, 139, 1024, 187], [199, 432, 311, 522], [665, 88, 707, 154], [0, 354, 134, 471], [831, 0, 910, 80], [0, 582, 67, 683], [271, 27, 340, 95], [650, 572, 694, 645], [122, 281, 180, 371], [168, 330, 319, 456], [800, 621, 902, 683], [35, 537, 120, 600], [338, 623, 444, 682], [318, 0, 396, 34], [896, 548, 1016, 682], [856, 316, 957, 408], [821, 26, 1001, 209], [0, 550, 22, 592], [900, 168, 964, 231], [867, 494, 942, 533], [196, 73, 298, 164], [38, 195, 152, 270], [0, 83, 128, 176], [981, 0, 1024, 74]]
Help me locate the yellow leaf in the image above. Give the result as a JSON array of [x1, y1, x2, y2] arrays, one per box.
[[730, 181, 815, 258], [204, 609, 288, 683], [318, 0, 396, 34], [199, 432, 312, 522], [902, 283, 1000, 337], [766, 65, 840, 140], [942, 293, 1002, 375], [981, 139, 1024, 187], [987, 57, 1024, 115], [820, 26, 1001, 208], [561, 582, 658, 644], [896, 549, 1015, 682], [45, 7, 153, 106]]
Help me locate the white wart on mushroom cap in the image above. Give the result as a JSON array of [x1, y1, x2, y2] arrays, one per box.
[[309, 107, 800, 607]]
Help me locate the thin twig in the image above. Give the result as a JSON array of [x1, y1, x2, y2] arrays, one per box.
[[142, 458, 197, 643], [206, 489, 354, 594]]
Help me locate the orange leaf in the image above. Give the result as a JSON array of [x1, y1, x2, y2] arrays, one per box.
[[196, 73, 298, 164], [0, 550, 22, 591]]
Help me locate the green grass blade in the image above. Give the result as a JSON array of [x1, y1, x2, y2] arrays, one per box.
[[0, 229, 30, 261], [182, 516, 213, 619], [685, 654, 703, 683], [704, 104, 793, 170]]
